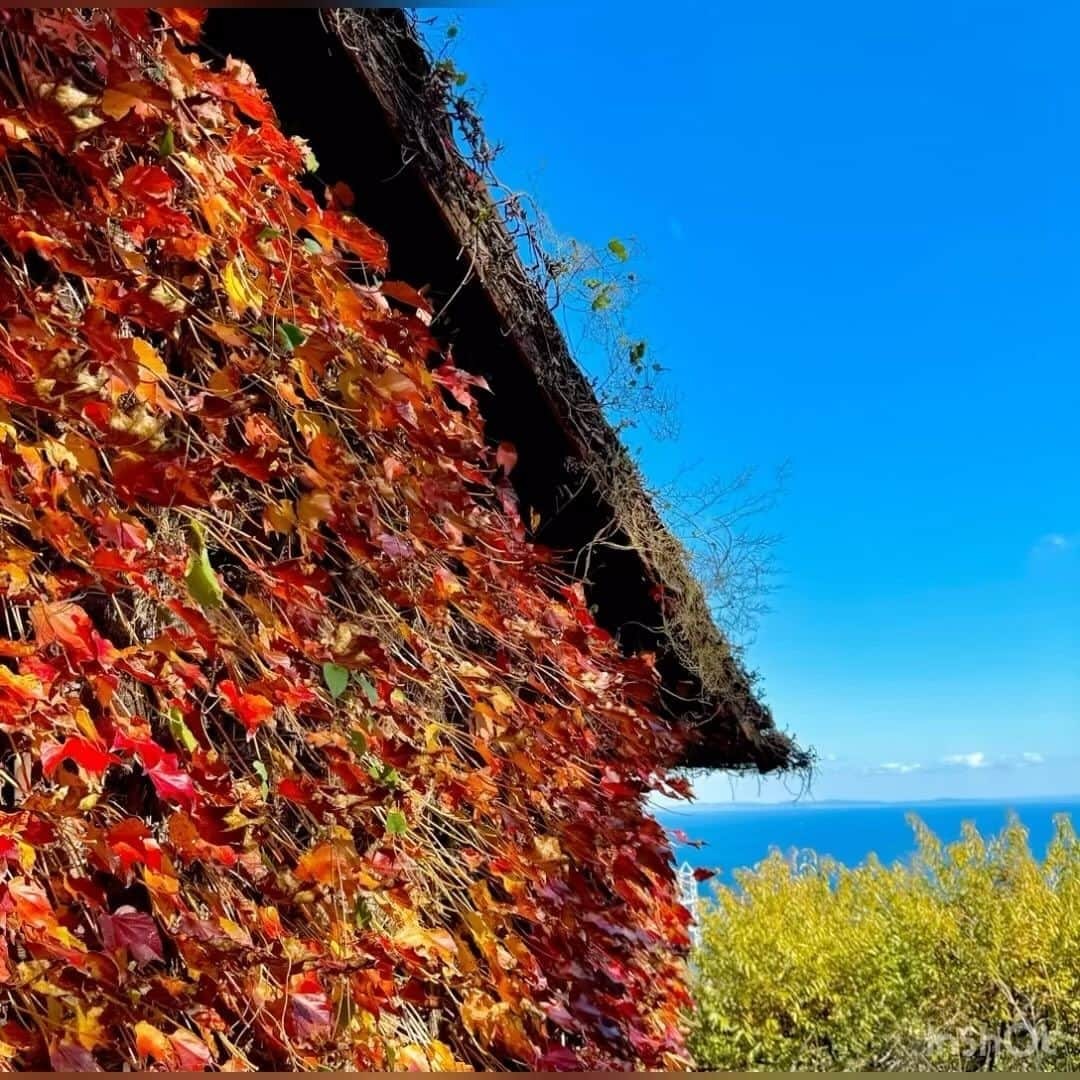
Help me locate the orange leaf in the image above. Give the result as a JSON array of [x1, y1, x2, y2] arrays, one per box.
[[134, 1021, 173, 1064], [218, 679, 274, 734], [295, 842, 338, 885]]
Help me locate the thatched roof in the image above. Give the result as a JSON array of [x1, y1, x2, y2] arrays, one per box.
[[203, 9, 808, 774]]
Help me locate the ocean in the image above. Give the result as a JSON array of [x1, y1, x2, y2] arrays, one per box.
[[656, 796, 1080, 887]]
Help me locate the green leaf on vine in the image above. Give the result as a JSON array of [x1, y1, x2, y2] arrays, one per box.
[[608, 238, 629, 261], [322, 662, 350, 700]]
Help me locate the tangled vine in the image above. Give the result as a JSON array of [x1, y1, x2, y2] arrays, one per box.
[[0, 9, 695, 1071]]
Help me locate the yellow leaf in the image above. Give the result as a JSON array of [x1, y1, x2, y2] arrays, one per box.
[[298, 491, 332, 529], [131, 338, 169, 407], [293, 410, 332, 445], [374, 369, 418, 400], [61, 432, 100, 476], [338, 365, 366, 406], [0, 546, 34, 594], [74, 1004, 106, 1050], [487, 685, 515, 716], [16, 841, 34, 872], [0, 117, 31, 143], [264, 499, 296, 535], [394, 922, 458, 965], [147, 280, 187, 314], [200, 192, 241, 234], [101, 88, 139, 119], [222, 257, 262, 317], [0, 404, 16, 442], [42, 437, 79, 473]]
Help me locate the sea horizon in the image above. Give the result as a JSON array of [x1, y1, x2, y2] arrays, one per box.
[[657, 790, 1080, 813], [656, 794, 1080, 883]]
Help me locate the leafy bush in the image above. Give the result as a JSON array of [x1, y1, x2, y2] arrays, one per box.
[[690, 814, 1080, 1071]]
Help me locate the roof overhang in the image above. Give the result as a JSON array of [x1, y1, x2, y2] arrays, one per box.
[[201, 9, 809, 775]]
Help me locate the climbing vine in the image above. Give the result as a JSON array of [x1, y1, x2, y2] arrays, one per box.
[[0, 8, 694, 1071]]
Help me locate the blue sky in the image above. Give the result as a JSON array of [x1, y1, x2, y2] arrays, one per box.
[[433, 3, 1079, 802]]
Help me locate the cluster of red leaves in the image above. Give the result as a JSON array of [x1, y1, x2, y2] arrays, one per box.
[[0, 9, 694, 1071]]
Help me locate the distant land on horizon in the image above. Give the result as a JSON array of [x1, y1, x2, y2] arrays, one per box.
[[662, 792, 1080, 812]]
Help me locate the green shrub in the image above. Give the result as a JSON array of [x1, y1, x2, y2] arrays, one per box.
[[689, 814, 1080, 1071]]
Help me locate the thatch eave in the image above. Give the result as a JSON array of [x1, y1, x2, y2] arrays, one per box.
[[202, 8, 809, 775]]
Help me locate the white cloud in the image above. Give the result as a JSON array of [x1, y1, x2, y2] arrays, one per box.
[[942, 751, 987, 769], [1034, 532, 1076, 555], [877, 761, 921, 774]]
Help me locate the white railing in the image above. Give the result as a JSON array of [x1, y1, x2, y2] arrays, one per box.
[[676, 861, 701, 948]]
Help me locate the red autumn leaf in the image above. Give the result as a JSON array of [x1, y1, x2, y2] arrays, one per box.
[[158, 8, 206, 43], [380, 279, 432, 314], [218, 678, 274, 734], [537, 1045, 582, 1070], [496, 442, 518, 475], [110, 452, 213, 508], [267, 560, 332, 597], [29, 600, 97, 664], [204, 66, 276, 124], [226, 448, 277, 483], [108, 818, 163, 873], [111, 732, 198, 809], [669, 828, 706, 848], [277, 776, 317, 808], [433, 361, 489, 408], [49, 1042, 102, 1072], [329, 180, 355, 209], [145, 756, 197, 809], [169, 1027, 212, 1070], [6, 878, 53, 928], [289, 988, 332, 1041], [119, 164, 175, 204], [692, 867, 716, 883], [310, 209, 388, 270], [126, 202, 191, 239], [92, 281, 182, 331], [167, 811, 238, 868], [99, 905, 164, 964], [40, 736, 117, 777], [377, 533, 413, 560], [96, 512, 149, 551]]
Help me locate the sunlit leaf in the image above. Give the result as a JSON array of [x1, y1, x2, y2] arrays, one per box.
[[322, 662, 350, 700], [357, 673, 378, 706], [277, 322, 305, 351], [253, 759, 269, 799], [184, 527, 223, 610], [166, 707, 197, 753]]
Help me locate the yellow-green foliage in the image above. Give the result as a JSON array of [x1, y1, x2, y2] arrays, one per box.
[[690, 814, 1080, 1071]]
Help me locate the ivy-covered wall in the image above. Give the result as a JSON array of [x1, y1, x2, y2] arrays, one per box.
[[0, 10, 693, 1070]]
